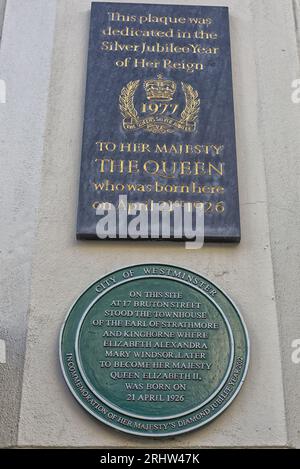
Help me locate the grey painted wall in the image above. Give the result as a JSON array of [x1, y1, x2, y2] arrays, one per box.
[[0, 0, 57, 447], [0, 0, 299, 448]]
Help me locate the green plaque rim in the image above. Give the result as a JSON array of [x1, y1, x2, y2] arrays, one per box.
[[59, 263, 250, 437]]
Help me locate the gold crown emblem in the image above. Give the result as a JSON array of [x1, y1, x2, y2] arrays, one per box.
[[144, 75, 176, 101]]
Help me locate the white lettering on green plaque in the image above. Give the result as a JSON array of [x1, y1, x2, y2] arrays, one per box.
[[60, 264, 249, 436]]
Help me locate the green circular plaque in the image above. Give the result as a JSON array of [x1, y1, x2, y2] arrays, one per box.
[[60, 264, 249, 437]]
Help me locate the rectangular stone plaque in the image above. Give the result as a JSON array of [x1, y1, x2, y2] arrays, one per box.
[[77, 2, 241, 242]]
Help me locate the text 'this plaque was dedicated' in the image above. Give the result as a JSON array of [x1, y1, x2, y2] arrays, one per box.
[[77, 2, 240, 242]]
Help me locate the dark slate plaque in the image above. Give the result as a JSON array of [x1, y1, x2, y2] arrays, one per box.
[[77, 2, 240, 242]]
